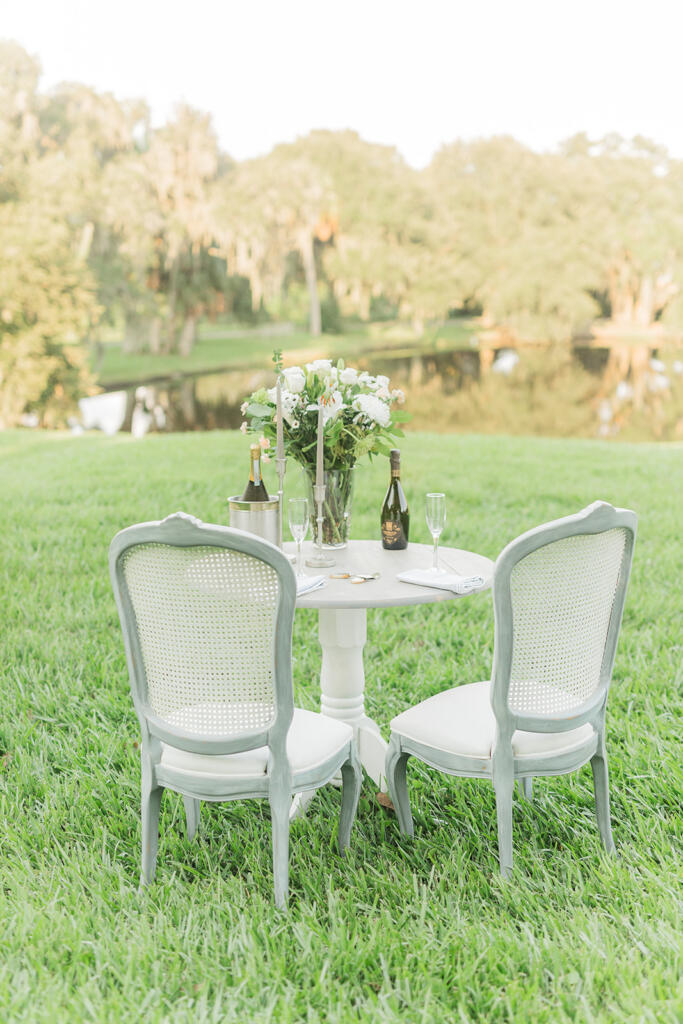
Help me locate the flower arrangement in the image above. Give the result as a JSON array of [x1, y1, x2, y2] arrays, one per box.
[[241, 356, 408, 547], [241, 358, 408, 471]]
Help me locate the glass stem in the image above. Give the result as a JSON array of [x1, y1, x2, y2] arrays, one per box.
[[297, 539, 303, 576], [432, 535, 439, 571]]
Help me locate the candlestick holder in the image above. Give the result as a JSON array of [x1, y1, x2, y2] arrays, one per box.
[[305, 484, 335, 567]]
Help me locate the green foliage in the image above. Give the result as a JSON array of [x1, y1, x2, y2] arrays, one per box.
[[0, 429, 681, 1021], [0, 44, 99, 427], [3, 40, 683, 425]]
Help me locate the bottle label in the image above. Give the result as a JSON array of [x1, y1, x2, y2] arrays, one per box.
[[382, 521, 404, 544]]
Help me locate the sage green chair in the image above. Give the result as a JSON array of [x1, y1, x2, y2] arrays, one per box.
[[109, 512, 362, 908], [386, 501, 637, 876]]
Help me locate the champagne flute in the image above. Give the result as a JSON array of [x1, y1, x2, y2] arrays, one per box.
[[425, 492, 446, 572], [288, 498, 309, 577]]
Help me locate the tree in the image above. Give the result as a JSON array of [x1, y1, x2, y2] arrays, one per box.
[[562, 134, 683, 331], [426, 137, 600, 341], [101, 104, 226, 354], [216, 142, 336, 335], [0, 43, 99, 428]]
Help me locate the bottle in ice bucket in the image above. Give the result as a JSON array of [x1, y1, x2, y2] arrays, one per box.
[[241, 444, 269, 502]]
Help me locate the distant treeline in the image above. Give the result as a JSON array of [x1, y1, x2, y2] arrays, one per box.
[[1, 39, 683, 427]]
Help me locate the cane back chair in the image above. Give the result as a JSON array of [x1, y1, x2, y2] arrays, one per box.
[[110, 512, 361, 907], [386, 501, 637, 875]]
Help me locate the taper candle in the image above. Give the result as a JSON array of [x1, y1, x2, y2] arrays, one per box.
[[315, 402, 324, 486], [276, 377, 284, 459]]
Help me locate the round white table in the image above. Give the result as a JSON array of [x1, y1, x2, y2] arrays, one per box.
[[286, 539, 494, 807]]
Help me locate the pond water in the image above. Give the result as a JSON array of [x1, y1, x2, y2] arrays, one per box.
[[78, 343, 683, 442]]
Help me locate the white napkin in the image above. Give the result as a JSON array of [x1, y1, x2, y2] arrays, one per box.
[[296, 575, 326, 596], [397, 568, 484, 595]]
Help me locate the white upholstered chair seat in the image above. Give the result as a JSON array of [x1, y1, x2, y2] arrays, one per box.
[[390, 680, 595, 761], [160, 707, 353, 778]]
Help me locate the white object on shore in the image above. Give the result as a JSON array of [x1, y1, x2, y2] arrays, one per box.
[[397, 568, 485, 595]]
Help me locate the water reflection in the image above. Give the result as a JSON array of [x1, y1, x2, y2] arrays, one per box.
[[83, 343, 683, 441]]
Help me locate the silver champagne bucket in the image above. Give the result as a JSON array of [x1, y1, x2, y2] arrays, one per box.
[[228, 496, 280, 546]]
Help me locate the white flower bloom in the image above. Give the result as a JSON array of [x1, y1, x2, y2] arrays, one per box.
[[358, 371, 374, 388], [240, 421, 248, 434], [281, 391, 299, 425], [240, 401, 248, 415], [322, 390, 344, 423], [375, 375, 390, 390], [340, 367, 358, 386], [353, 393, 391, 427], [392, 388, 405, 404], [376, 386, 390, 400], [307, 358, 333, 376], [266, 386, 276, 403], [282, 366, 306, 393]]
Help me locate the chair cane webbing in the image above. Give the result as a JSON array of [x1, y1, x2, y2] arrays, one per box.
[[122, 543, 279, 735], [507, 528, 627, 715]]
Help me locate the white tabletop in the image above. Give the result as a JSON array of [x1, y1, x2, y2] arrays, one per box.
[[286, 539, 494, 610]]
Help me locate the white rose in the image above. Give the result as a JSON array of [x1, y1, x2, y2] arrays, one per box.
[[375, 375, 390, 390], [376, 386, 390, 400], [308, 359, 333, 376], [282, 366, 306, 393], [340, 367, 358, 386]]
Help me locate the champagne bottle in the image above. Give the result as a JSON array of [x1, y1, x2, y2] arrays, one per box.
[[241, 444, 269, 501], [381, 449, 409, 549]]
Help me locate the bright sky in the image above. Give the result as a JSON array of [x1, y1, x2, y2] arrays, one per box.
[[3, 0, 683, 166]]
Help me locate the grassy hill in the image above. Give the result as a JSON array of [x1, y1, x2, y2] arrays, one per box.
[[1, 430, 680, 1022]]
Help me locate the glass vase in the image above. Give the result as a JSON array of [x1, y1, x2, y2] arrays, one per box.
[[305, 467, 354, 549]]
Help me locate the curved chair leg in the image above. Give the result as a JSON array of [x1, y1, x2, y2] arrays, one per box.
[[183, 797, 200, 841], [269, 791, 290, 910], [519, 777, 533, 801], [493, 774, 514, 878], [338, 746, 362, 854], [591, 739, 615, 854], [141, 782, 163, 886], [385, 734, 414, 838]]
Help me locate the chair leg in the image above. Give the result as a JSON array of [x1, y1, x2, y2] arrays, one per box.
[[493, 774, 514, 877], [269, 791, 290, 910], [338, 746, 362, 855], [519, 777, 533, 801], [385, 734, 414, 838], [591, 740, 615, 854], [141, 782, 163, 886], [183, 797, 201, 841]]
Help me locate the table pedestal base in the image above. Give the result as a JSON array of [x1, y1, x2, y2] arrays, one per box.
[[291, 607, 389, 820]]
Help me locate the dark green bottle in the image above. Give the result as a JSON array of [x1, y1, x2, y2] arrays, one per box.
[[381, 449, 409, 549], [241, 444, 269, 501]]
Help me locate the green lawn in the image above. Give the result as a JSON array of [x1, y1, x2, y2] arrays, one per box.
[[1, 430, 681, 1022], [93, 321, 477, 388]]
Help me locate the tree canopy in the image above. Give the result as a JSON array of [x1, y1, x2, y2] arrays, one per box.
[[2, 41, 682, 425]]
